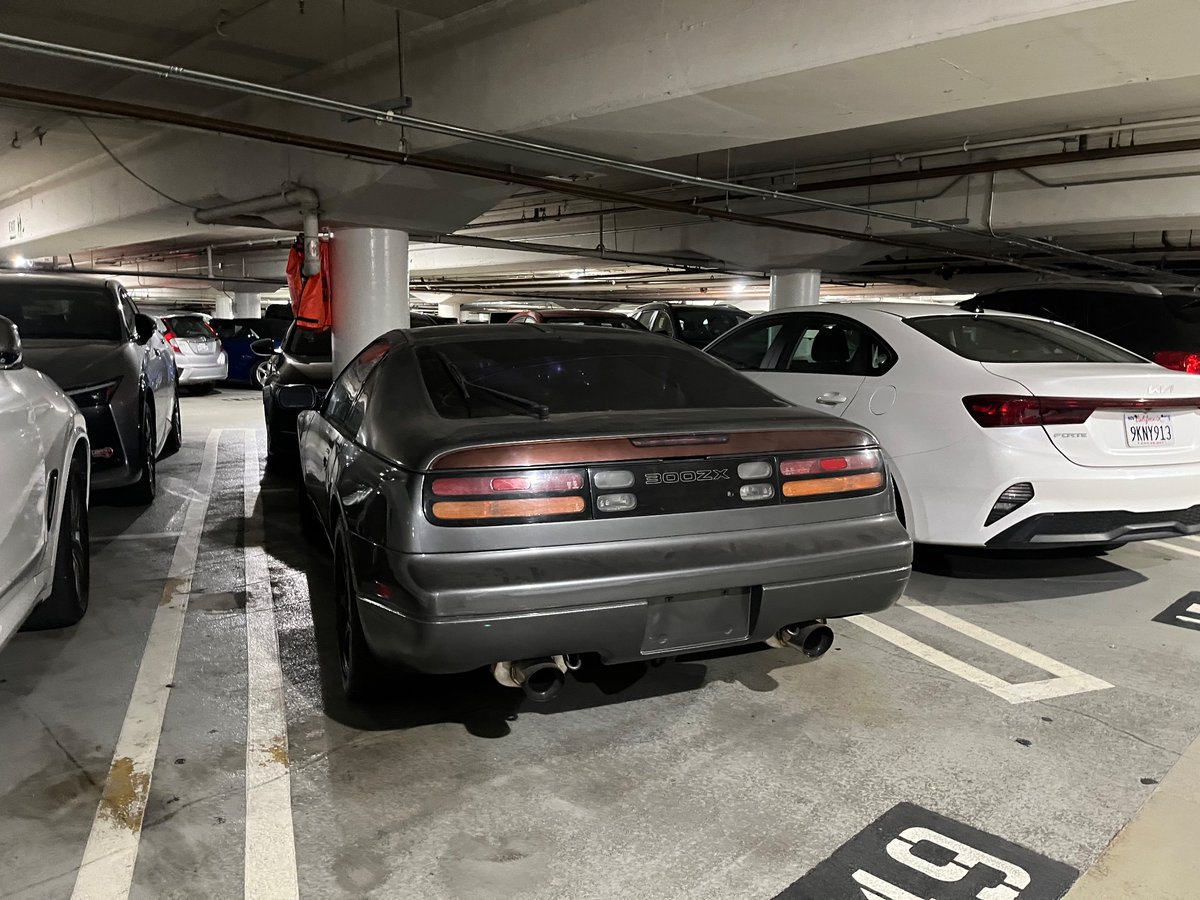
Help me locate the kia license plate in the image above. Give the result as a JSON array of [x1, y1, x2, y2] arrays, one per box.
[[1125, 412, 1174, 447]]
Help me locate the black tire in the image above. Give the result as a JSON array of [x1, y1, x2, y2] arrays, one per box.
[[127, 402, 157, 505], [24, 459, 89, 630], [161, 395, 182, 457], [334, 531, 383, 703]]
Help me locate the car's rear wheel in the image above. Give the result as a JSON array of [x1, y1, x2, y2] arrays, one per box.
[[25, 459, 89, 630], [334, 531, 382, 702], [161, 396, 182, 457], [253, 359, 271, 388], [128, 403, 157, 505]]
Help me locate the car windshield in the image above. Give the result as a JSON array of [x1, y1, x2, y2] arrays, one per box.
[[164, 316, 212, 337], [671, 307, 746, 343], [286, 326, 332, 358], [907, 314, 1146, 363], [212, 318, 290, 341], [0, 283, 122, 341], [418, 336, 788, 418]]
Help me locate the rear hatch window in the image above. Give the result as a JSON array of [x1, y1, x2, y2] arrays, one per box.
[[418, 337, 787, 418], [0, 283, 121, 341], [907, 314, 1145, 364], [165, 316, 213, 337]]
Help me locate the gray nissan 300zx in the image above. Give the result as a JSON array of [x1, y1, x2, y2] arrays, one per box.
[[288, 325, 912, 702]]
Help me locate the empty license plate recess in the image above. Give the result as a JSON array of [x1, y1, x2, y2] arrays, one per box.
[[641, 587, 752, 653]]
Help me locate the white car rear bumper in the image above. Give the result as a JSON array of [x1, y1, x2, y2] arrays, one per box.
[[895, 428, 1200, 547]]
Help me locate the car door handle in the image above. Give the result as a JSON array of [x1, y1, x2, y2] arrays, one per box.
[[816, 392, 847, 405]]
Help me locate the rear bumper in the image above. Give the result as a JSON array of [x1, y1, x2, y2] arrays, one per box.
[[349, 514, 912, 674], [177, 359, 228, 385], [987, 504, 1200, 547]]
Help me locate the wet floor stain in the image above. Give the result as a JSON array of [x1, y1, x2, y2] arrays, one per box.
[[98, 756, 150, 831], [265, 738, 290, 767]]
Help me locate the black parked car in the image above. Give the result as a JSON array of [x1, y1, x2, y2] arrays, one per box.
[[257, 313, 443, 466], [283, 325, 911, 702], [959, 283, 1200, 373], [632, 302, 749, 348]]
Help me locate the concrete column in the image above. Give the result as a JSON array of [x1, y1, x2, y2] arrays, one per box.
[[214, 295, 233, 318], [232, 292, 261, 318], [436, 299, 462, 322], [331, 226, 410, 374], [769, 268, 821, 309]]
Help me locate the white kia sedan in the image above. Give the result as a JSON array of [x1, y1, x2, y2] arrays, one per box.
[[706, 303, 1200, 548], [0, 315, 91, 651]]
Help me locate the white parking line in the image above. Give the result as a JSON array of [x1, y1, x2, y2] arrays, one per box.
[[1148, 539, 1200, 559], [848, 598, 1112, 704], [70, 430, 222, 900], [242, 430, 300, 899]]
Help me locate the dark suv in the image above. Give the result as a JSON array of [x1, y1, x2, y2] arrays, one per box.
[[959, 284, 1200, 373], [632, 303, 749, 348]]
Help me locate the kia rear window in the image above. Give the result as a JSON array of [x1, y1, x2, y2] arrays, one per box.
[[907, 315, 1145, 364], [0, 284, 122, 341], [417, 337, 788, 418], [165, 316, 212, 337]]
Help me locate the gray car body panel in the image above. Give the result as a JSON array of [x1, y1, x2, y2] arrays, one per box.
[[298, 325, 912, 674], [0, 274, 177, 491]]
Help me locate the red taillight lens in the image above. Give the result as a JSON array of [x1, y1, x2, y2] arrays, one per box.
[[163, 331, 181, 353], [205, 322, 218, 336], [962, 395, 1043, 427], [431, 470, 585, 497], [1153, 351, 1200, 374], [778, 449, 885, 501], [780, 452, 877, 477]]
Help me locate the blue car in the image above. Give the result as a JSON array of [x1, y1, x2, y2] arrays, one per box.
[[211, 317, 291, 385]]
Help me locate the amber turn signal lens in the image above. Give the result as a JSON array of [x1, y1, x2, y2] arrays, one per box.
[[782, 472, 884, 498], [431, 496, 586, 520]]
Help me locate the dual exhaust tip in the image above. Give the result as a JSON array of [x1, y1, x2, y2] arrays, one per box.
[[491, 621, 834, 702]]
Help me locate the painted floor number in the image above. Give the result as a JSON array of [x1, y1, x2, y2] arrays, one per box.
[[773, 803, 1077, 900]]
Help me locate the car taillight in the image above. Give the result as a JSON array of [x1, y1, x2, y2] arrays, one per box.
[[964, 394, 1200, 427], [777, 449, 885, 501], [163, 330, 181, 353], [428, 469, 588, 523], [1153, 350, 1200, 374]]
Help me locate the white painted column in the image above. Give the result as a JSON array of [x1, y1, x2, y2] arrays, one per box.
[[232, 292, 261, 318], [214, 295, 233, 318], [436, 299, 462, 322], [331, 227, 410, 374], [769, 268, 821, 309]]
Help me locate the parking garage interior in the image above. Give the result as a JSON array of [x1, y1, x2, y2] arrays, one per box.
[[4, 2, 1200, 899]]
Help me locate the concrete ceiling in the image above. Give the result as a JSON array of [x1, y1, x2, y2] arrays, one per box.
[[3, 0, 1200, 295]]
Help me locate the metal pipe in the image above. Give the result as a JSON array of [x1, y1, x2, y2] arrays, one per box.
[[0, 34, 1189, 285], [0, 79, 1171, 285], [195, 185, 321, 276], [0, 263, 285, 286]]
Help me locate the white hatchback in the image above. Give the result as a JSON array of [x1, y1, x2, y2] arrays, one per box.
[[707, 302, 1200, 548], [0, 316, 91, 650]]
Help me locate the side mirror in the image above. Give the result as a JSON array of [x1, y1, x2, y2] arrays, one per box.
[[250, 338, 277, 357], [134, 313, 156, 345], [0, 316, 22, 370], [276, 383, 322, 411]]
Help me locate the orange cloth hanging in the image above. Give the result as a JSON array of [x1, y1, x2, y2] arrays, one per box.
[[286, 237, 333, 331]]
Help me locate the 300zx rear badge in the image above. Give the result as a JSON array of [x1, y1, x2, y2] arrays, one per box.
[[644, 468, 731, 484]]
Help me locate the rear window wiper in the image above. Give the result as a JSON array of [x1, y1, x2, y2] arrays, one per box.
[[435, 350, 550, 419]]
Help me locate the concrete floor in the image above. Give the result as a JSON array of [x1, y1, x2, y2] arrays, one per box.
[[2, 389, 1199, 899]]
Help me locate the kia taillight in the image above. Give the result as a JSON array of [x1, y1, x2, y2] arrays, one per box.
[[777, 449, 885, 501], [964, 394, 1200, 427], [1153, 350, 1200, 374]]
